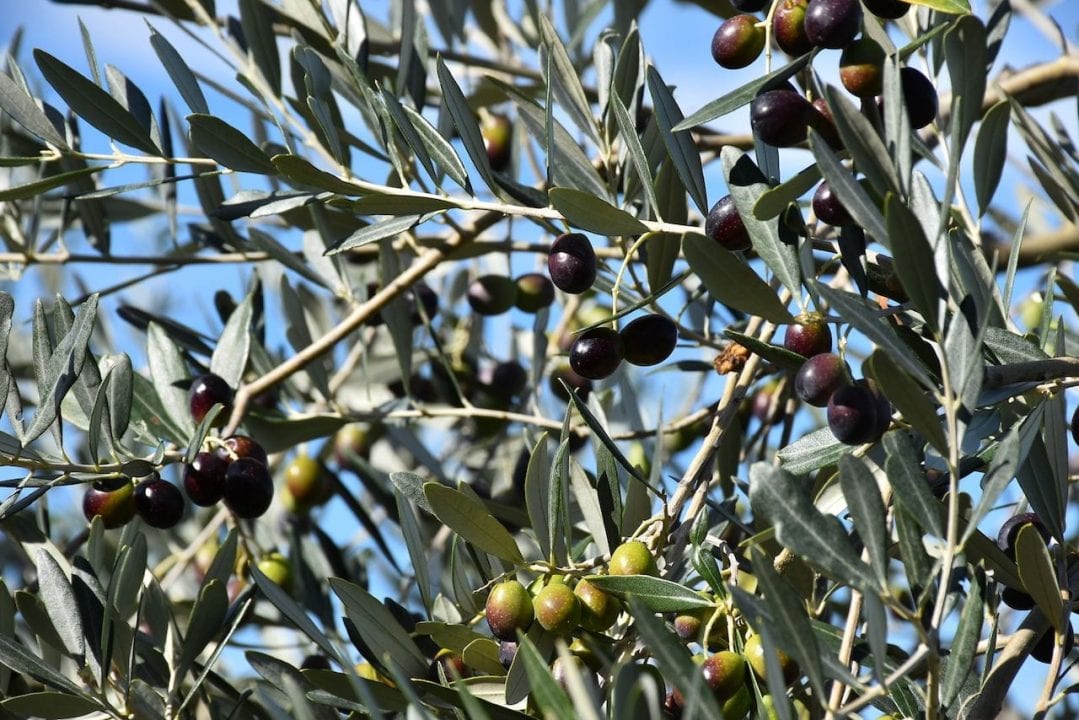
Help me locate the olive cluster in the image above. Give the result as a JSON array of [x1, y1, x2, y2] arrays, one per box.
[[994, 512, 1076, 663], [709, 0, 937, 161], [484, 541, 655, 646], [83, 372, 274, 529], [783, 317, 893, 446], [547, 233, 679, 380]]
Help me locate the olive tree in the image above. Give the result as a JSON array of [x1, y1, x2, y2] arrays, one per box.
[[0, 0, 1076, 718]]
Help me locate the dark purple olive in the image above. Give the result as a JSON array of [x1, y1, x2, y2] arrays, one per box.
[[569, 327, 625, 380], [705, 195, 752, 252], [783, 315, 833, 357], [711, 15, 766, 70], [900, 67, 938, 130], [795, 353, 850, 406], [863, 0, 910, 19], [805, 0, 862, 49], [548, 233, 597, 294], [134, 475, 185, 529], [183, 451, 228, 506], [810, 97, 844, 149], [1032, 623, 1074, 664], [217, 435, 269, 467], [828, 380, 881, 445], [731, 0, 769, 10], [996, 512, 1051, 559], [222, 457, 274, 519], [813, 181, 854, 227], [620, 314, 678, 366], [1001, 586, 1035, 611], [1072, 406, 1079, 444], [751, 89, 813, 147], [409, 282, 439, 324], [467, 275, 518, 316], [188, 373, 233, 425], [488, 360, 529, 400], [773, 0, 814, 57]]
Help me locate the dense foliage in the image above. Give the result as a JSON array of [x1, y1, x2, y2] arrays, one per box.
[[0, 0, 1076, 718]]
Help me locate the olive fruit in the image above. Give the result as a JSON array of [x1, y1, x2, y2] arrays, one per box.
[[284, 454, 333, 511], [620, 314, 678, 367], [548, 233, 597, 294], [751, 89, 813, 147], [549, 364, 592, 403], [498, 640, 518, 669], [182, 451, 228, 506], [795, 353, 850, 407], [721, 685, 752, 719], [486, 580, 535, 640], [711, 15, 766, 70], [575, 578, 620, 631], [805, 0, 862, 49], [812, 181, 854, 226], [810, 97, 843, 149], [300, 655, 332, 671], [701, 651, 746, 699], [218, 435, 269, 466], [514, 273, 555, 313], [256, 552, 292, 590], [870, 379, 893, 437], [840, 38, 885, 97], [222, 457, 274, 519], [783, 314, 833, 357], [408, 282, 439, 324], [900, 66, 938, 129], [83, 478, 136, 529], [467, 275, 518, 316], [609, 540, 658, 576], [134, 475, 185, 529], [488, 360, 529, 401], [1001, 586, 1036, 610], [569, 327, 624, 380], [827, 380, 880, 445], [773, 0, 813, 57], [431, 649, 470, 680], [188, 373, 233, 425], [1032, 623, 1075, 664], [731, 0, 769, 10], [863, 0, 910, 19], [481, 112, 512, 172], [743, 633, 800, 685], [533, 582, 582, 635], [1072, 405, 1079, 444], [760, 695, 812, 720], [996, 512, 1051, 559], [674, 608, 706, 642], [705, 195, 751, 252], [334, 424, 377, 468]]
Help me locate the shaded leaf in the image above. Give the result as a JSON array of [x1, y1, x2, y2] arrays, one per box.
[[882, 431, 944, 538], [646, 66, 707, 215], [549, 187, 647, 236], [583, 575, 713, 613], [748, 462, 878, 592], [424, 482, 524, 564], [684, 233, 794, 324], [188, 114, 275, 174], [0, 69, 68, 147], [34, 49, 159, 155], [329, 577, 429, 678]]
